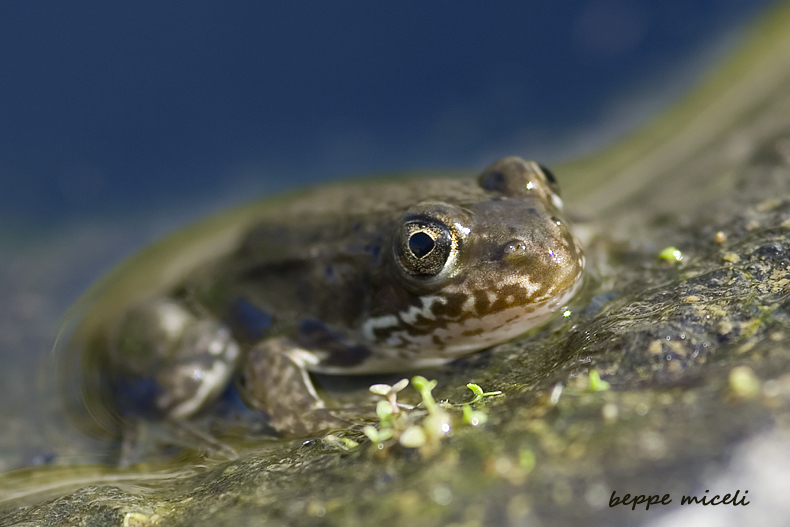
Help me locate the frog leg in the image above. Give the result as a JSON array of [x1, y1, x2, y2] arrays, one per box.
[[110, 299, 243, 461], [111, 299, 242, 418], [238, 336, 350, 437]]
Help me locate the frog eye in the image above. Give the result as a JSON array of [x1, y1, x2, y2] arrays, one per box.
[[395, 218, 455, 277], [479, 156, 562, 198]]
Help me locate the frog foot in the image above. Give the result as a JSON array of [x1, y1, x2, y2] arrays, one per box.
[[237, 337, 352, 437]]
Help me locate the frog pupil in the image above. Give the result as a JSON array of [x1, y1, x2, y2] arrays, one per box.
[[408, 231, 435, 258]]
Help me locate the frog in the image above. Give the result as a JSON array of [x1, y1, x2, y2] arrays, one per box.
[[65, 156, 584, 444]]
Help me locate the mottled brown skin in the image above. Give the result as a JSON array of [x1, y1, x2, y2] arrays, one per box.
[[103, 156, 584, 438]]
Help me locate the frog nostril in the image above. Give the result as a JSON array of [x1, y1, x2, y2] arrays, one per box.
[[502, 239, 528, 261]]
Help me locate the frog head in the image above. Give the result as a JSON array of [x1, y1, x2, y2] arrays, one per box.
[[363, 156, 584, 356]]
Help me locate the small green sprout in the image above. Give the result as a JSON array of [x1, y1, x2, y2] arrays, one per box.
[[376, 400, 393, 419], [339, 437, 359, 449], [363, 425, 393, 446], [422, 409, 452, 439], [411, 376, 439, 414], [399, 425, 427, 448], [588, 370, 610, 392], [466, 383, 502, 405], [363, 377, 497, 455], [369, 378, 409, 413], [410, 376, 452, 448], [323, 434, 360, 450], [376, 400, 394, 428], [462, 404, 488, 426], [658, 246, 683, 262]]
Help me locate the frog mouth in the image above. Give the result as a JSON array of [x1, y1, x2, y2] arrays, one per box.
[[358, 263, 584, 357], [313, 275, 583, 376], [405, 273, 584, 357]]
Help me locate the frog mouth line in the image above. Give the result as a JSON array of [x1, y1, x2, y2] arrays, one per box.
[[361, 254, 584, 349], [400, 272, 584, 357], [318, 270, 584, 375]]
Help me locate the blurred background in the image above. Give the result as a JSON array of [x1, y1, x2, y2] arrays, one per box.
[[0, 0, 777, 468]]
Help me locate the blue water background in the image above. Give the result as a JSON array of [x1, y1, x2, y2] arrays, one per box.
[[0, 0, 776, 225]]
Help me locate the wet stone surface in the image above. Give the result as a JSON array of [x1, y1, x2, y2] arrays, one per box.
[[2, 132, 789, 526]]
